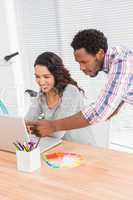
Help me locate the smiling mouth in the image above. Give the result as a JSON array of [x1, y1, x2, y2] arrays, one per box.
[[40, 86, 47, 90]]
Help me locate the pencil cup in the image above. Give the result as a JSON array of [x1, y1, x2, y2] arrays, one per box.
[[16, 147, 41, 172]]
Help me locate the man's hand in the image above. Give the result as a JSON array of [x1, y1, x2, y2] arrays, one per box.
[[25, 112, 89, 137], [26, 120, 56, 137]]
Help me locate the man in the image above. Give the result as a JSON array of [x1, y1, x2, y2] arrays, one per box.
[[27, 29, 133, 137]]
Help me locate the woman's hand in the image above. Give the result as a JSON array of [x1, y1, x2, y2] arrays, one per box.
[[26, 125, 32, 134]]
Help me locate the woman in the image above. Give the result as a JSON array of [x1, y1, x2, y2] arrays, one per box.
[[25, 52, 95, 145]]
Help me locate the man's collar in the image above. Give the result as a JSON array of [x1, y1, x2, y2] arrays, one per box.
[[102, 52, 110, 73]]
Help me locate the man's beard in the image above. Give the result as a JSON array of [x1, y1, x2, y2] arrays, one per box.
[[89, 71, 99, 77], [90, 59, 103, 77]]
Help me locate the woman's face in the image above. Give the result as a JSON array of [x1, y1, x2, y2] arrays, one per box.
[[35, 65, 55, 93]]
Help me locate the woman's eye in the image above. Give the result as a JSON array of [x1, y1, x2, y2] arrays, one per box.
[[44, 76, 50, 79], [35, 75, 51, 79]]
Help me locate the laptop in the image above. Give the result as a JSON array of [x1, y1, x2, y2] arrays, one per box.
[[0, 115, 62, 153]]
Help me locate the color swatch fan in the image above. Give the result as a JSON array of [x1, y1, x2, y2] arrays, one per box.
[[42, 152, 84, 168]]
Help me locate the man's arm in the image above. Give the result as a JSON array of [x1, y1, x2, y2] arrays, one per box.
[[26, 99, 124, 138], [52, 112, 90, 132], [26, 112, 90, 137]]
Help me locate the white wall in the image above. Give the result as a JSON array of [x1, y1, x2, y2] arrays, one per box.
[[14, 0, 61, 90], [0, 0, 24, 116], [0, 0, 62, 116]]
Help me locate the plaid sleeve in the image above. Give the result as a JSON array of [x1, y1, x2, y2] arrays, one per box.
[[82, 59, 129, 124]]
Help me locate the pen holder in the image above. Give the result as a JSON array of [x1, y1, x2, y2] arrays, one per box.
[[16, 147, 41, 172]]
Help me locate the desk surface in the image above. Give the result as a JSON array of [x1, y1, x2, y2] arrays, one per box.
[[0, 141, 133, 200]]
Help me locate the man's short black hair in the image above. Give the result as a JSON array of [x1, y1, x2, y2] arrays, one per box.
[[71, 29, 108, 54]]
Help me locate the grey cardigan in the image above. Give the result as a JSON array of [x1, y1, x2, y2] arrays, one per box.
[[25, 84, 95, 145]]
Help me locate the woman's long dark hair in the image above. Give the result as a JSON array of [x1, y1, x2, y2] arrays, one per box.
[[34, 52, 84, 95]]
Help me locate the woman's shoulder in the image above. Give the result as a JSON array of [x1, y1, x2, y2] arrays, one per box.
[[60, 84, 85, 110], [64, 84, 81, 94], [62, 84, 84, 100]]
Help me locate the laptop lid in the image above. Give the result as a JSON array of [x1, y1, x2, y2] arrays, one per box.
[[0, 116, 26, 153], [0, 115, 62, 153]]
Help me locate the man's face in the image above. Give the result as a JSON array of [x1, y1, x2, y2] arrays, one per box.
[[74, 48, 105, 77]]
